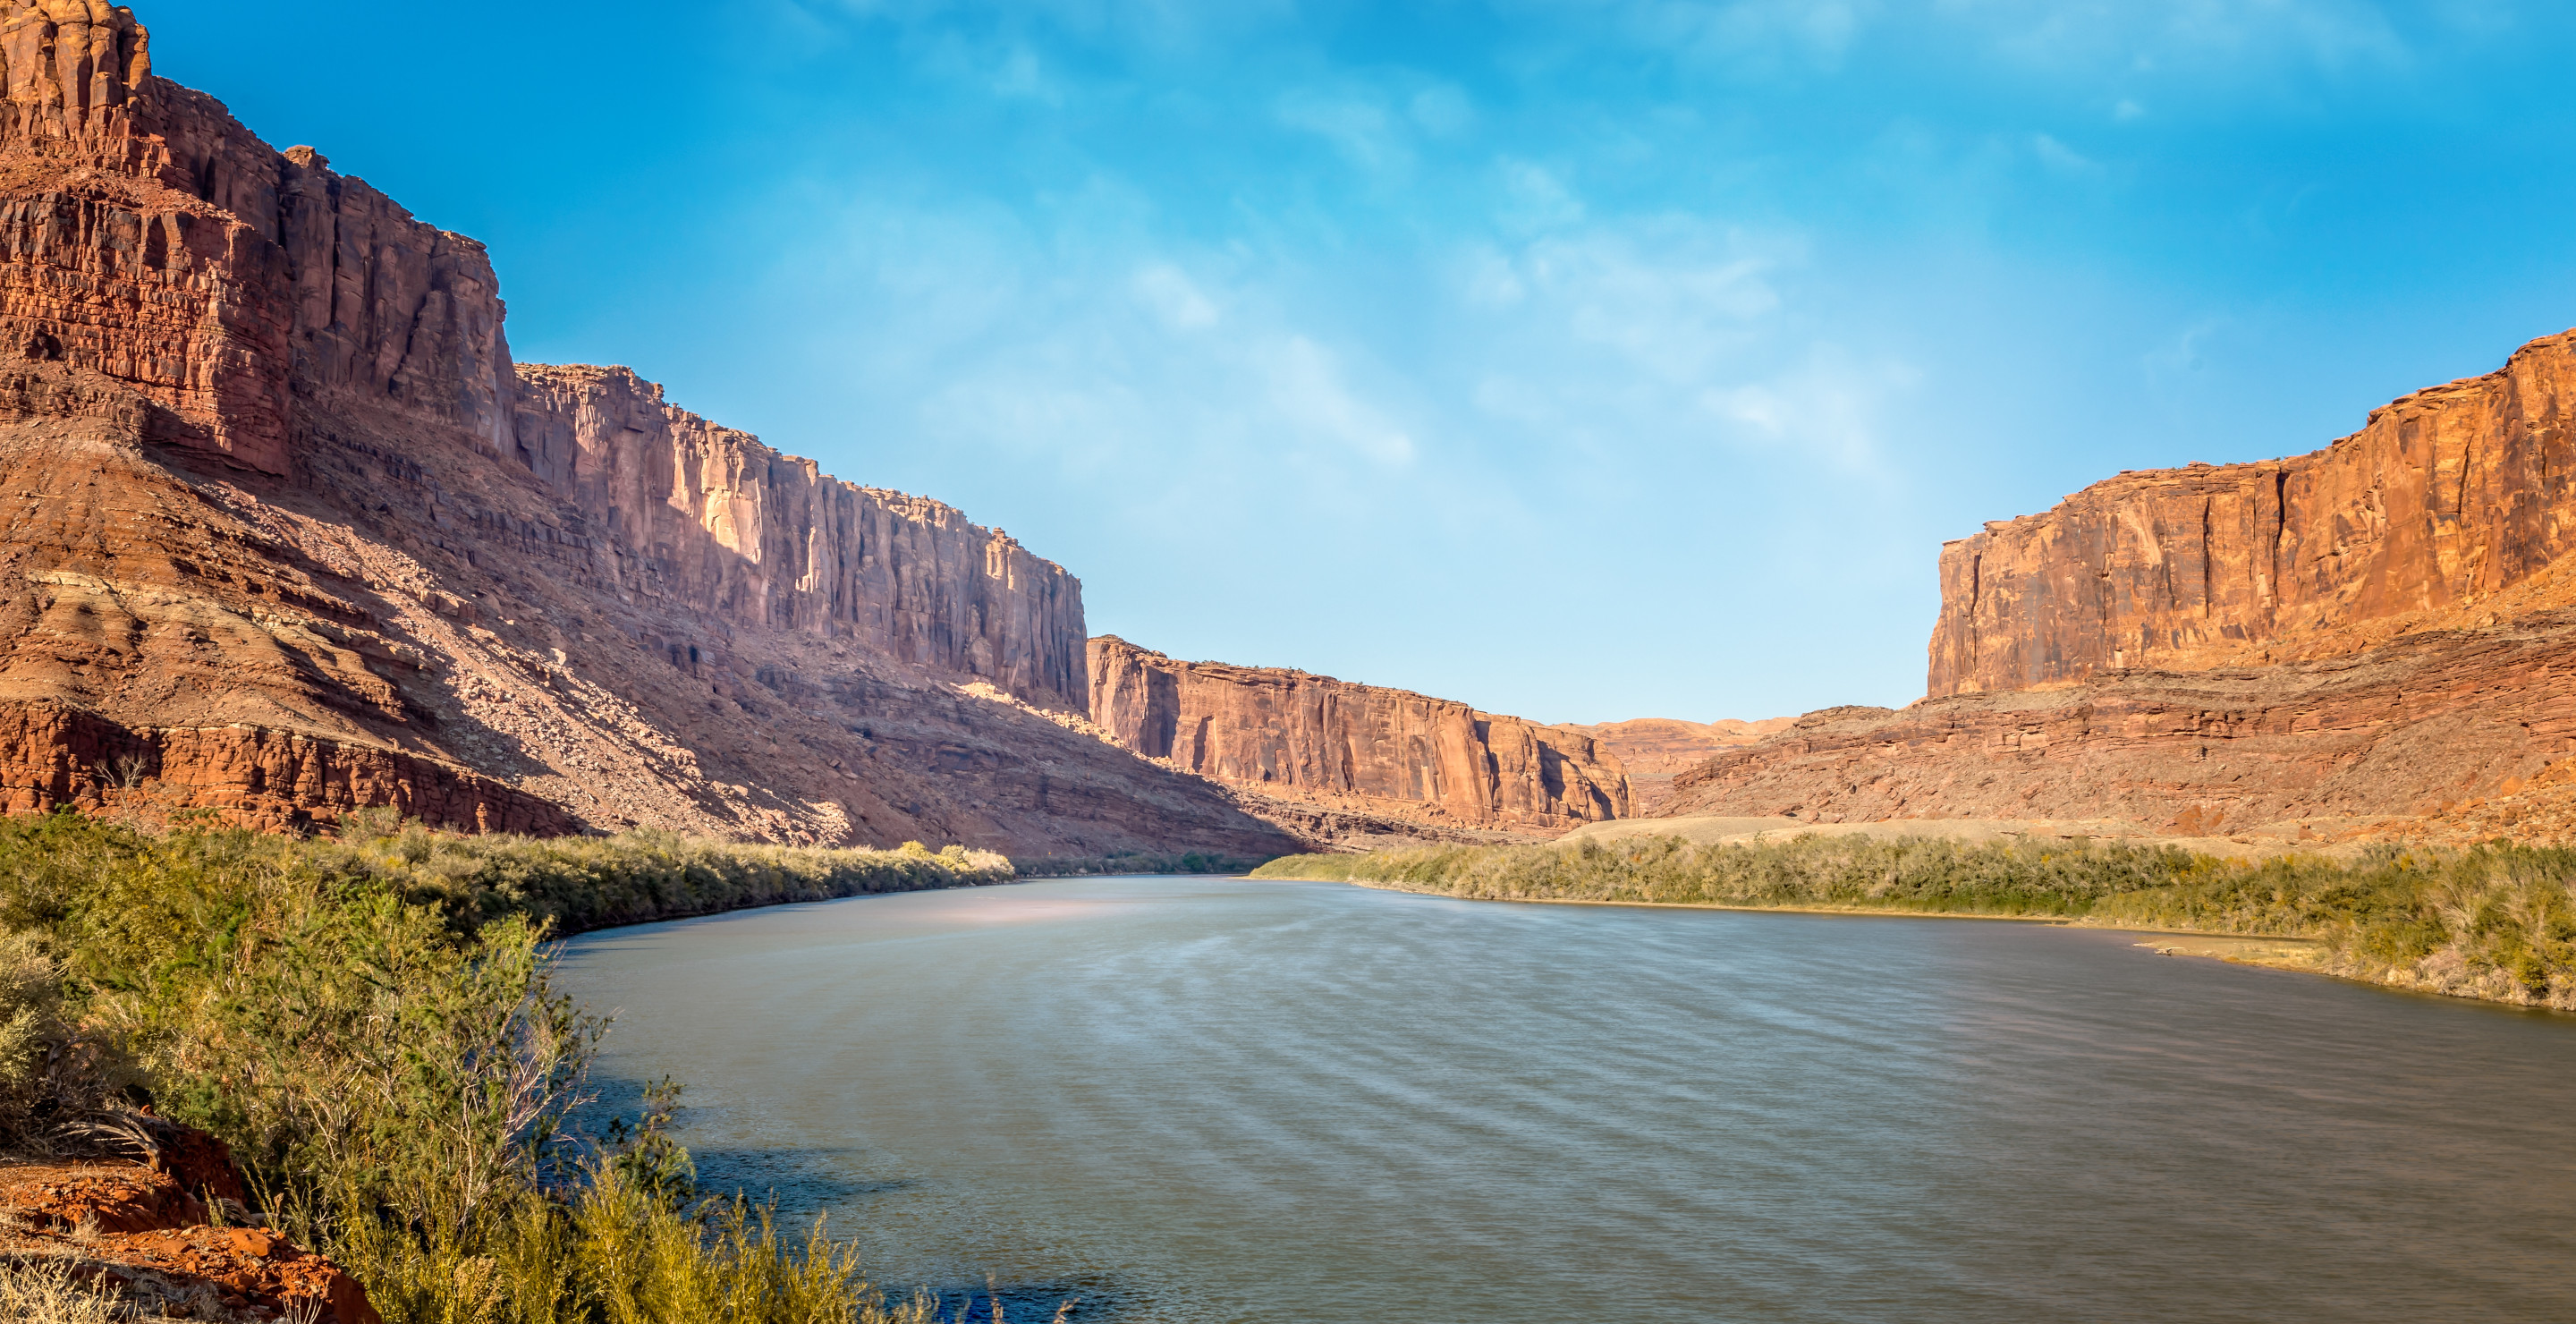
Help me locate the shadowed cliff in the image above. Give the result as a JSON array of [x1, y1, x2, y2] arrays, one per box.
[[0, 4, 1296, 859]]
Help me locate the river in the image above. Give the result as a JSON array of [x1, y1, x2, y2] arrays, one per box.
[[555, 875, 2576, 1323]]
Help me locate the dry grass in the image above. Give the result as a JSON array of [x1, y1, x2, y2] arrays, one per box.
[[0, 1256, 118, 1324]]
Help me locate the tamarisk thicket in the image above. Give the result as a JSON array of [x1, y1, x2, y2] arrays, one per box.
[[0, 811, 1013, 1323], [1255, 835, 2576, 1010]]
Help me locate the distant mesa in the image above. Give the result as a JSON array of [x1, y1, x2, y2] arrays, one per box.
[[1661, 330, 2576, 846], [1088, 635, 1631, 851]]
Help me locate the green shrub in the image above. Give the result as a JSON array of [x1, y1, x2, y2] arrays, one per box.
[[1257, 835, 2576, 1010], [0, 810, 1013, 1322]]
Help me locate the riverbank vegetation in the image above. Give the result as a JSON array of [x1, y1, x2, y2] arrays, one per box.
[[1015, 849, 1278, 878], [0, 810, 1013, 1322], [1254, 835, 2576, 1010]]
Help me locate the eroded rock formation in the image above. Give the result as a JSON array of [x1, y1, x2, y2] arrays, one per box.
[[1662, 329, 2576, 843], [1662, 615, 2576, 834], [0, 4, 1296, 859], [1931, 332, 2576, 696], [1089, 635, 1630, 835], [509, 366, 1082, 709]]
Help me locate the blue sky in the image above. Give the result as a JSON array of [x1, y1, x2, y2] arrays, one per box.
[[158, 1, 2576, 724]]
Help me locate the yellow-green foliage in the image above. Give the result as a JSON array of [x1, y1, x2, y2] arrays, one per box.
[[0, 929, 61, 1137], [1257, 835, 2205, 916], [1014, 850, 1277, 878], [0, 810, 1011, 1323], [1256, 835, 2576, 1009], [318, 810, 1014, 938], [326, 1169, 940, 1324]]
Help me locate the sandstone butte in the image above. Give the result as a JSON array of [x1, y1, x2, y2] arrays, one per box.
[[0, 4, 1322, 859], [1089, 635, 1631, 845], [1661, 328, 2576, 844]]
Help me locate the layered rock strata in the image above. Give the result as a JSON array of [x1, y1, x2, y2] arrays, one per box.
[[1662, 329, 2576, 842], [508, 366, 1083, 709], [0, 5, 1296, 858], [1932, 331, 2576, 696], [1562, 717, 1793, 813], [1089, 635, 1630, 835], [1663, 611, 2576, 833]]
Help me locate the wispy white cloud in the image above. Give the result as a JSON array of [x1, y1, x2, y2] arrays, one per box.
[[1703, 345, 1920, 474], [1276, 88, 1414, 178], [1496, 158, 1587, 234], [1131, 262, 1221, 330], [1936, 0, 2411, 74], [2030, 132, 2102, 176]]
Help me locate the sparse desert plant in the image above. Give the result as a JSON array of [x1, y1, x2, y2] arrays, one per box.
[[0, 1254, 120, 1324]]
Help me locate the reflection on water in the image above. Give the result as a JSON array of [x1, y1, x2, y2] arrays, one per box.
[[558, 876, 2576, 1323]]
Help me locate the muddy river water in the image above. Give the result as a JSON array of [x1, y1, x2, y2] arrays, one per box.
[[557, 875, 2576, 1323]]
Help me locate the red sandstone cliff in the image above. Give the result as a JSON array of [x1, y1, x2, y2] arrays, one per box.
[[509, 366, 1083, 709], [1089, 635, 1630, 838], [1930, 332, 2576, 696], [1660, 329, 2576, 841], [1560, 717, 1792, 813], [0, 5, 1294, 859]]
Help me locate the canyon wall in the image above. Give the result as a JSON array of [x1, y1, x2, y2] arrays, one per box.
[[1664, 611, 2576, 833], [1657, 328, 2576, 843], [509, 366, 1083, 709], [1931, 332, 2576, 696], [0, 4, 1296, 858], [1089, 635, 1630, 834]]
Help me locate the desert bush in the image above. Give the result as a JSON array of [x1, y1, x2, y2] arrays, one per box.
[[1256, 835, 2576, 1009], [309, 811, 1013, 938], [1013, 850, 1277, 878], [0, 810, 1015, 1322]]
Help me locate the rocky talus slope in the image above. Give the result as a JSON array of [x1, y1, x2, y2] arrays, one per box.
[[1089, 635, 1630, 842], [1664, 330, 2576, 842], [0, 4, 1295, 859], [1561, 717, 1792, 813]]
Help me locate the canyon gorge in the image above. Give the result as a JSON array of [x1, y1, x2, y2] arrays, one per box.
[[3, 2, 2569, 860], [0, 4, 1309, 858]]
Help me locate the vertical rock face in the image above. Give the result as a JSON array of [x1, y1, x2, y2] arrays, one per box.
[[0, 6, 515, 475], [0, 5, 1301, 856], [510, 366, 1084, 709], [1087, 635, 1629, 831], [1657, 328, 2576, 840], [1932, 331, 2576, 696]]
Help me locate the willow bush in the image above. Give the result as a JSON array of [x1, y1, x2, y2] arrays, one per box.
[[0, 810, 1010, 1323], [1256, 834, 2576, 1009]]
